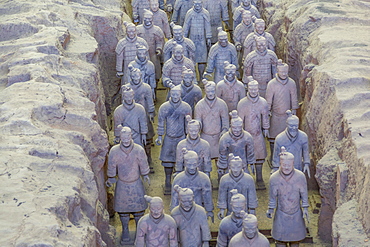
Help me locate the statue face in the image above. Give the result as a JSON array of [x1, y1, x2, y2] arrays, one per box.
[[123, 92, 135, 105], [188, 124, 200, 140], [182, 73, 194, 87], [170, 90, 181, 103], [185, 157, 198, 175], [242, 14, 252, 25], [137, 49, 147, 62], [150, 1, 159, 12], [173, 48, 184, 61], [205, 87, 216, 100], [173, 29, 183, 41], [280, 158, 294, 175], [230, 160, 243, 177], [131, 72, 141, 85], [248, 84, 259, 97], [120, 132, 132, 147], [126, 27, 136, 39], [243, 222, 258, 239], [194, 1, 202, 11], [278, 66, 289, 80], [255, 23, 265, 35], [219, 37, 228, 47], [143, 16, 153, 27], [225, 68, 236, 81], [231, 201, 245, 218], [256, 40, 267, 53], [287, 122, 298, 137], [231, 123, 243, 137], [242, 0, 251, 6], [150, 203, 164, 219], [180, 194, 194, 211]]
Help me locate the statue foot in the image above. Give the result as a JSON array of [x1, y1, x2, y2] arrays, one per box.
[[256, 180, 266, 190], [120, 229, 130, 244], [163, 185, 171, 195], [149, 166, 155, 174]]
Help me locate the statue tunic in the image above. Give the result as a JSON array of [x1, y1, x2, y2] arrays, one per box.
[[152, 9, 172, 39], [162, 56, 195, 88], [216, 76, 246, 112], [217, 213, 243, 247], [163, 37, 196, 63], [180, 82, 202, 112], [233, 5, 260, 30], [243, 31, 276, 57], [229, 231, 270, 247], [202, 0, 229, 43], [129, 56, 156, 90], [132, 0, 151, 23], [172, 0, 194, 26]]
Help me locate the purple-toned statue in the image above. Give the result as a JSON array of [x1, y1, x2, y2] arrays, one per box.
[[204, 28, 238, 83], [137, 9, 165, 80], [135, 195, 178, 247], [218, 110, 255, 179], [202, 0, 229, 44], [156, 85, 192, 194], [171, 0, 194, 26], [217, 155, 257, 220], [171, 186, 212, 247], [170, 148, 214, 220], [237, 77, 269, 189], [180, 66, 202, 112], [217, 189, 247, 247], [243, 36, 278, 98], [231, 0, 257, 11], [150, 0, 172, 39], [164, 23, 195, 63], [116, 22, 148, 84], [132, 0, 150, 24], [243, 18, 276, 57], [233, 0, 260, 30], [194, 79, 229, 159], [183, 0, 212, 80], [106, 126, 150, 244], [113, 85, 147, 146], [229, 213, 270, 247], [175, 116, 212, 176], [266, 60, 299, 162], [267, 147, 309, 247], [272, 111, 310, 178], [216, 61, 245, 112]]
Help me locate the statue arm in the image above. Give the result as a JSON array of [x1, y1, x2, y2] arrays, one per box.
[[205, 46, 216, 73], [265, 83, 274, 111], [271, 53, 278, 76], [162, 16, 172, 39], [113, 108, 123, 137], [221, 0, 229, 21], [243, 55, 253, 76], [231, 46, 238, 70], [169, 181, 179, 211], [157, 106, 166, 136], [271, 142, 280, 169], [203, 145, 212, 173], [217, 139, 228, 169], [183, 12, 192, 37], [203, 180, 214, 212], [221, 103, 230, 132], [262, 101, 270, 130], [246, 136, 256, 165], [302, 136, 310, 165], [134, 221, 146, 247], [247, 178, 258, 209], [174, 144, 184, 173], [116, 49, 124, 72], [148, 64, 156, 89], [290, 81, 299, 110], [107, 150, 117, 178], [217, 180, 227, 209]]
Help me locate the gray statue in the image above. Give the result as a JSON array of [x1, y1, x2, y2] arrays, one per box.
[[128, 45, 156, 98], [216, 61, 245, 112], [132, 0, 151, 24], [194, 79, 229, 159], [267, 147, 309, 246], [155, 85, 192, 194], [150, 0, 172, 39], [243, 18, 276, 57], [217, 155, 257, 219], [202, 0, 229, 44], [218, 110, 255, 179], [237, 77, 269, 189], [116, 22, 149, 84], [164, 23, 195, 63], [171, 0, 194, 26], [204, 28, 238, 83], [171, 186, 212, 247], [217, 189, 247, 247], [229, 213, 270, 247], [113, 85, 148, 146], [137, 9, 165, 80], [170, 148, 214, 220], [135, 196, 178, 247], [106, 126, 150, 244], [180, 66, 202, 112], [243, 36, 278, 98], [272, 111, 310, 177], [231, 0, 257, 11], [233, 0, 260, 30], [175, 116, 212, 176], [183, 0, 212, 80], [266, 60, 299, 162]]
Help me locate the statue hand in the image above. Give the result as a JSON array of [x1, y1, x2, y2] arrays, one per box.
[[166, 4, 173, 12], [149, 112, 155, 122], [105, 177, 116, 187], [206, 38, 211, 47], [116, 71, 124, 78], [141, 134, 147, 146], [143, 175, 151, 186], [155, 48, 162, 55], [207, 211, 214, 223], [217, 209, 225, 220], [133, 14, 139, 23], [236, 44, 242, 51], [203, 72, 212, 80], [155, 136, 162, 145], [303, 163, 311, 178], [252, 15, 257, 22], [266, 208, 274, 218], [224, 21, 230, 32], [263, 129, 269, 138], [303, 207, 309, 223], [249, 208, 256, 215], [114, 136, 120, 144]]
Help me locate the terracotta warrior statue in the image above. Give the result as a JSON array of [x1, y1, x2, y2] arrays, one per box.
[[243, 36, 278, 98], [237, 77, 269, 189], [150, 0, 172, 39], [204, 28, 238, 83], [171, 0, 194, 26], [137, 10, 165, 81], [233, 0, 260, 30], [267, 147, 309, 247], [128, 45, 156, 98], [266, 60, 299, 162], [175, 116, 212, 176], [132, 0, 150, 24], [180, 66, 202, 112], [229, 213, 270, 247], [231, 0, 257, 11], [106, 126, 150, 244], [217, 189, 247, 247], [194, 79, 229, 160], [156, 85, 192, 194], [116, 22, 148, 84], [113, 85, 147, 146], [202, 0, 229, 44], [217, 155, 257, 219], [243, 18, 276, 57], [164, 23, 195, 63], [218, 110, 255, 179], [183, 0, 212, 80], [216, 61, 245, 112], [135, 195, 178, 247], [171, 186, 212, 246], [170, 148, 214, 220], [234, 10, 254, 77], [272, 111, 310, 177]]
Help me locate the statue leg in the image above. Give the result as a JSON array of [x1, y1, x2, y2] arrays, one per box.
[[133, 211, 145, 228], [118, 212, 131, 243], [197, 63, 206, 82], [255, 160, 266, 190], [268, 138, 275, 165], [163, 164, 174, 195], [275, 240, 288, 247], [145, 138, 154, 173], [289, 242, 300, 247]]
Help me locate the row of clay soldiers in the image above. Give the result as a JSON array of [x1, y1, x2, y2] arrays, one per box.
[[107, 125, 309, 246]]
